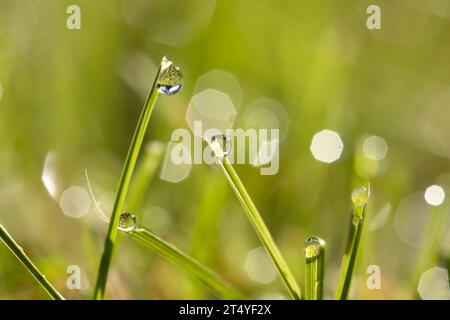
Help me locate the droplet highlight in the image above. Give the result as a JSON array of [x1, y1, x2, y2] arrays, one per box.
[[118, 212, 137, 231], [156, 57, 184, 95]]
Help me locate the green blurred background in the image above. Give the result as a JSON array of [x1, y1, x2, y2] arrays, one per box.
[[0, 0, 449, 299]]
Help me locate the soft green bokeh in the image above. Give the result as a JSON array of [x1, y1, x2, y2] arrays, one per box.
[[0, 0, 449, 299]]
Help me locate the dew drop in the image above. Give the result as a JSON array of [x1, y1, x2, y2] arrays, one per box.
[[155, 57, 184, 95], [118, 212, 137, 231], [351, 185, 370, 207], [304, 237, 325, 260], [210, 134, 232, 158]]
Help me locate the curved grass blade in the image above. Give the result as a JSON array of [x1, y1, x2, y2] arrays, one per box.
[[335, 185, 370, 300], [86, 171, 242, 299], [93, 57, 166, 299], [127, 227, 244, 299], [304, 237, 326, 300], [0, 223, 65, 300], [214, 149, 302, 299]]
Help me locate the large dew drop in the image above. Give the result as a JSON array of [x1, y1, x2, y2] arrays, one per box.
[[156, 57, 184, 95], [118, 212, 137, 231]]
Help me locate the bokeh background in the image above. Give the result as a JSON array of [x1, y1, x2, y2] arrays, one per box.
[[1, 0, 449, 299]]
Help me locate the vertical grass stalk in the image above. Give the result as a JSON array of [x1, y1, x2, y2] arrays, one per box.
[[93, 58, 165, 299], [215, 150, 302, 299], [335, 185, 370, 300], [304, 237, 326, 300], [0, 223, 64, 300]]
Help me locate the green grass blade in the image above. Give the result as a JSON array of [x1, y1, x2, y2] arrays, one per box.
[[127, 227, 243, 299], [335, 186, 370, 300], [93, 58, 164, 299], [218, 156, 302, 300], [126, 142, 165, 212], [0, 223, 65, 300], [304, 237, 326, 300]]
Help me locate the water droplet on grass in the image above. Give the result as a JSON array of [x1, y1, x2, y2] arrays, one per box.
[[304, 237, 325, 261], [210, 135, 232, 158], [118, 212, 137, 231], [352, 186, 370, 207], [156, 57, 183, 95]]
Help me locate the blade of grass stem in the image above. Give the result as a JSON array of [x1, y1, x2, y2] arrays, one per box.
[[217, 156, 302, 300], [127, 227, 243, 299], [335, 197, 368, 300], [0, 223, 64, 300], [93, 58, 164, 299], [304, 237, 325, 300], [127, 142, 164, 212]]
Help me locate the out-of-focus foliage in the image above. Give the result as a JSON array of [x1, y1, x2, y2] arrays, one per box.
[[0, 0, 449, 299]]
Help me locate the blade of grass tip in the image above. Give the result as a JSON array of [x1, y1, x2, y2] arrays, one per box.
[[208, 135, 302, 300], [126, 227, 243, 299], [93, 56, 183, 299], [304, 237, 326, 300], [0, 223, 65, 300], [335, 185, 370, 300]]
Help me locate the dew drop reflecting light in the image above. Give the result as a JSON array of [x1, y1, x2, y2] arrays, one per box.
[[310, 130, 344, 163], [118, 212, 138, 231], [156, 57, 184, 96], [351, 186, 370, 207], [424, 185, 445, 206], [210, 134, 232, 158]]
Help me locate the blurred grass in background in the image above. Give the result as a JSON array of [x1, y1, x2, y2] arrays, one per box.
[[0, 0, 449, 299]]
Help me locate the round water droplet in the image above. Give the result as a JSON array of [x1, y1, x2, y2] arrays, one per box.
[[351, 186, 370, 207], [304, 237, 325, 260], [210, 134, 232, 158], [156, 57, 184, 95], [118, 212, 137, 231]]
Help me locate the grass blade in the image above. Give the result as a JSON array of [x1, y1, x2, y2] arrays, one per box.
[[213, 145, 302, 299], [127, 142, 165, 212], [0, 223, 65, 300], [93, 57, 166, 299], [335, 185, 370, 300], [304, 237, 326, 300], [127, 227, 243, 299]]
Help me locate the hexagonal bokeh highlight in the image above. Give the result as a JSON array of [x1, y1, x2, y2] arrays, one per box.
[[159, 141, 192, 183], [417, 267, 450, 300], [424, 185, 445, 206], [310, 129, 344, 163], [194, 69, 243, 108], [186, 89, 237, 139], [241, 97, 290, 141]]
